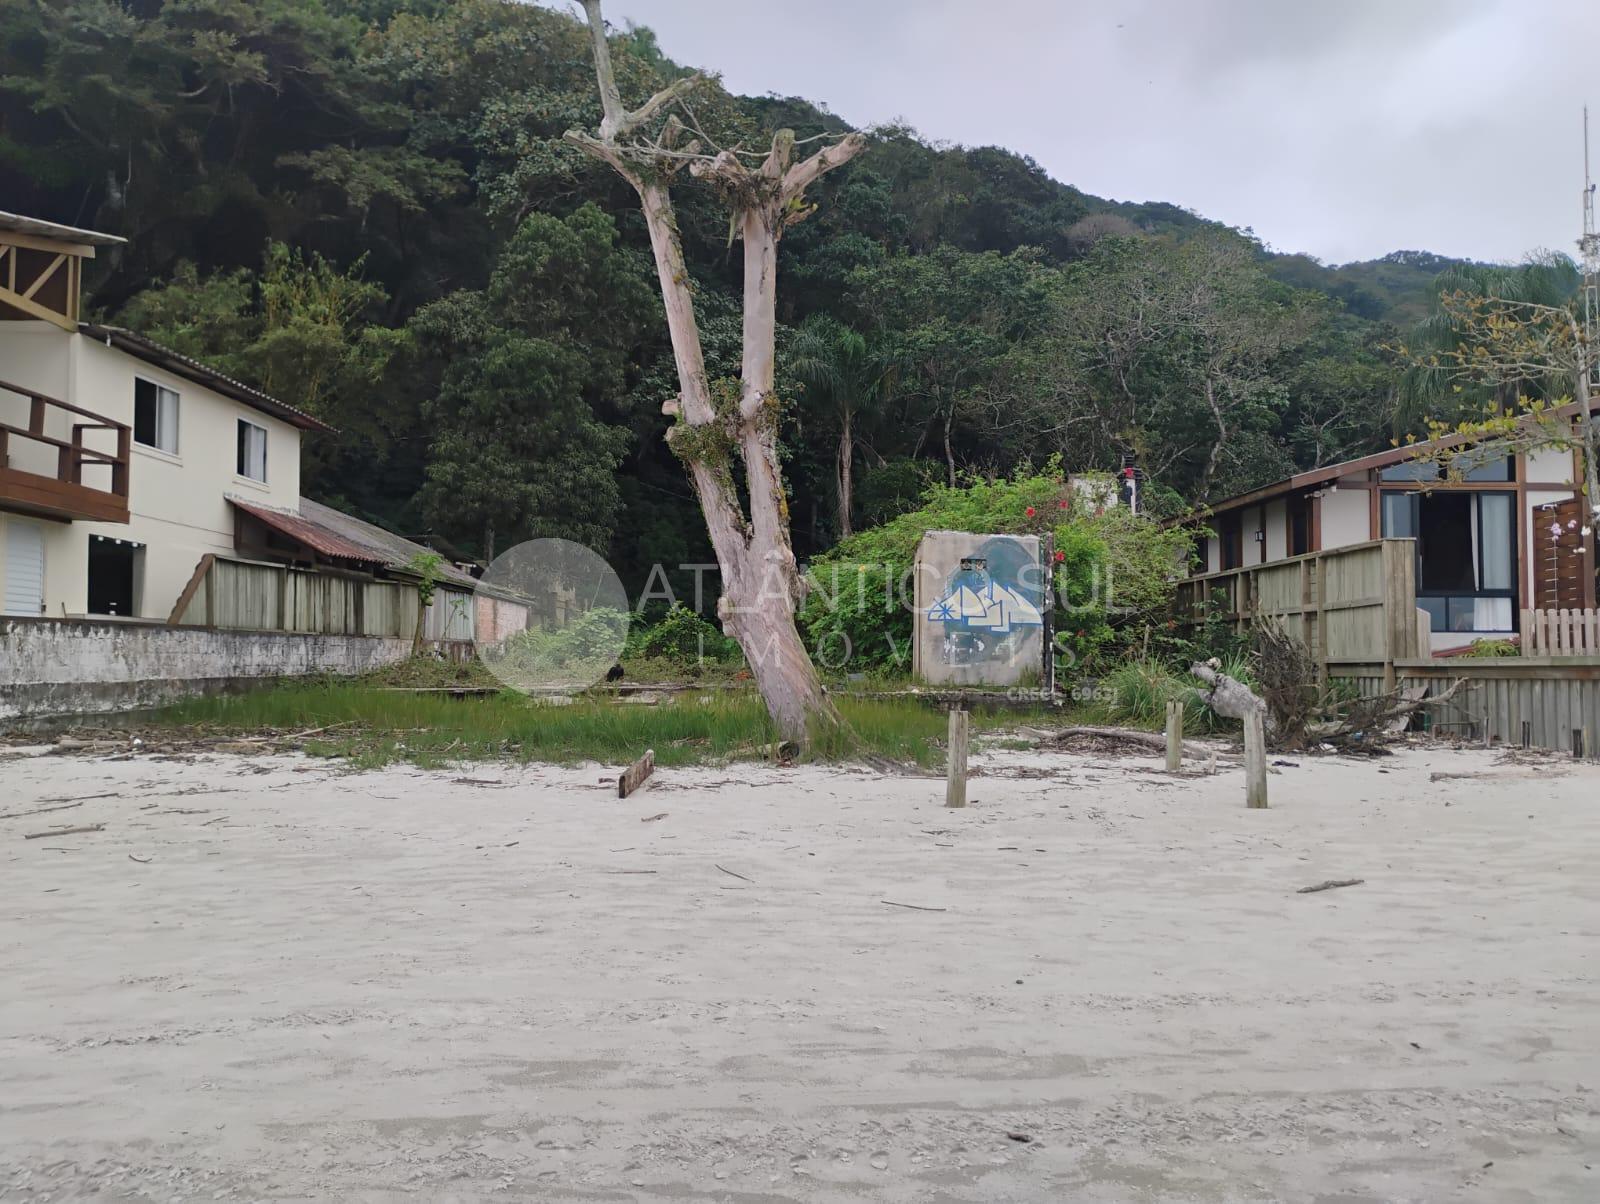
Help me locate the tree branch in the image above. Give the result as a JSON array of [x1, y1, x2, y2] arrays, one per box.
[[578, 0, 704, 142], [561, 129, 641, 187], [615, 74, 704, 140], [780, 133, 867, 204]]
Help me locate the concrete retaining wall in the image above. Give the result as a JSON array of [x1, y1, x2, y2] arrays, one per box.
[[0, 618, 464, 721]]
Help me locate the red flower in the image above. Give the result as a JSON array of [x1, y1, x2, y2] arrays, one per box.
[[1025, 506, 1036, 517], [1053, 550, 1065, 562], [1057, 499, 1069, 510]]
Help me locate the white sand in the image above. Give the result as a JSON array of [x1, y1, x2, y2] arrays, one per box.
[[2, 740, 1598, 1202]]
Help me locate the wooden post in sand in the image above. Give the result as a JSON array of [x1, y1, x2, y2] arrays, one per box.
[[945, 708, 969, 808], [618, 749, 656, 799], [1243, 710, 1268, 809], [1164, 699, 1183, 772]]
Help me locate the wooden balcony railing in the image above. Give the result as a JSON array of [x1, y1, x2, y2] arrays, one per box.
[[0, 378, 130, 523]]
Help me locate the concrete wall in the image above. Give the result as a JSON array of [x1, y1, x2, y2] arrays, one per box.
[[0, 618, 450, 721], [912, 530, 1045, 687], [0, 324, 303, 621], [1320, 487, 1370, 549]]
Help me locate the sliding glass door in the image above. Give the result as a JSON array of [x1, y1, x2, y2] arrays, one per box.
[[1381, 490, 1516, 632]]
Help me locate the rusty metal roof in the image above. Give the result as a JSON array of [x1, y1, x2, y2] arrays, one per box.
[[230, 498, 387, 565], [297, 498, 478, 587]]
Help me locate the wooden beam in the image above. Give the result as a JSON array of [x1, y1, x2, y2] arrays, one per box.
[[0, 282, 75, 331], [1244, 711, 1268, 809], [1515, 451, 1530, 616], [618, 749, 656, 799], [0, 465, 128, 523], [19, 252, 66, 302], [0, 230, 95, 258], [945, 709, 969, 808], [166, 554, 217, 625]]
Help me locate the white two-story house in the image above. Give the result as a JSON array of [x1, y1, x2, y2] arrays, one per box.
[[0, 210, 332, 621]]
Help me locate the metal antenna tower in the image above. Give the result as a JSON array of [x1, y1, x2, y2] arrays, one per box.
[[1583, 106, 1600, 388]]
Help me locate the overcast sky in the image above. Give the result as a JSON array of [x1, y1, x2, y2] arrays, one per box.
[[585, 0, 1600, 266]]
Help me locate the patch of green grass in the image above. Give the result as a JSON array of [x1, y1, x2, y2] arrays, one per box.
[[1092, 655, 1251, 735], [152, 683, 1023, 770]]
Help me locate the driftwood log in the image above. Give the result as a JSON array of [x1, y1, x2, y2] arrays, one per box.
[[1190, 652, 1468, 752], [1190, 660, 1274, 735]]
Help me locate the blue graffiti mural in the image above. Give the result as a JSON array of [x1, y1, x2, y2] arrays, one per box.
[[925, 535, 1043, 667]]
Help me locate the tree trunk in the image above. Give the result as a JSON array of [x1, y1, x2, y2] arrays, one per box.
[[836, 409, 854, 538], [1199, 375, 1226, 504], [942, 401, 956, 487], [483, 518, 495, 566], [562, 10, 864, 743], [1576, 349, 1600, 515]]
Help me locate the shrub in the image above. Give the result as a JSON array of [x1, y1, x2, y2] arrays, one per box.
[[627, 603, 742, 664], [1462, 637, 1518, 658], [489, 607, 629, 685], [798, 460, 1194, 678], [1102, 657, 1186, 726]]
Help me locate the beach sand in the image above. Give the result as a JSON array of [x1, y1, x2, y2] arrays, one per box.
[[2, 740, 1597, 1201]]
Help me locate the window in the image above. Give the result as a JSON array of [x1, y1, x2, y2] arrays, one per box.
[[1380, 460, 1440, 483], [133, 378, 179, 454], [1381, 489, 1516, 632], [1380, 454, 1513, 483], [237, 419, 267, 482]]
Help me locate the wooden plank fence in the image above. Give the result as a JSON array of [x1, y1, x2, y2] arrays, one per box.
[[168, 554, 492, 647], [1174, 539, 1422, 687], [1522, 608, 1600, 656], [1396, 656, 1600, 754]]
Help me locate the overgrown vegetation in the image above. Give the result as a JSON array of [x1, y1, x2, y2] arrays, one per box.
[[799, 464, 1194, 677], [1096, 654, 1253, 734], [151, 683, 1014, 770]]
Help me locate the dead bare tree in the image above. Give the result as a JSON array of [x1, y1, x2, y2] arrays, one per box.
[[564, 0, 865, 743], [1192, 628, 1466, 753]]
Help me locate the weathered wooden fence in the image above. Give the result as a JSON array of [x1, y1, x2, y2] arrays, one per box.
[[1397, 656, 1600, 753], [1522, 608, 1600, 656], [168, 554, 488, 649], [1174, 539, 1423, 687]]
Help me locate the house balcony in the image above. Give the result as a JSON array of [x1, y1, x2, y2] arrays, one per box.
[[0, 378, 130, 523]]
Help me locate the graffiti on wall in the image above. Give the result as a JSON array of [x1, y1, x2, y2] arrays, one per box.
[[924, 535, 1044, 668]]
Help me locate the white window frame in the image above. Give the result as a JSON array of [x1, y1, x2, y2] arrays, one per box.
[[237, 419, 268, 484], [133, 376, 180, 456]]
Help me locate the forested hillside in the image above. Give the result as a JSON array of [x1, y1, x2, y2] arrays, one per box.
[[0, 0, 1488, 590]]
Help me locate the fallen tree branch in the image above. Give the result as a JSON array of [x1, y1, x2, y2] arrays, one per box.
[[1043, 725, 1214, 759], [0, 800, 87, 820], [23, 823, 105, 840], [1297, 878, 1364, 894]]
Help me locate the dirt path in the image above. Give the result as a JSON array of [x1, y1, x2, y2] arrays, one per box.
[[2, 743, 1597, 1201]]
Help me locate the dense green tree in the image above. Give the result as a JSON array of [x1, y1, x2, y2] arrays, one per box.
[[0, 0, 1494, 583], [408, 204, 656, 556]]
